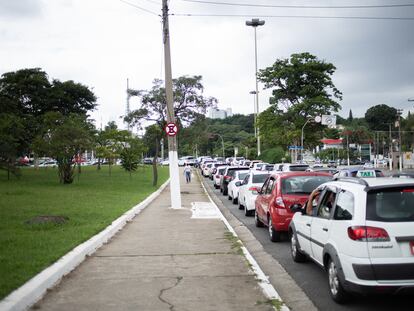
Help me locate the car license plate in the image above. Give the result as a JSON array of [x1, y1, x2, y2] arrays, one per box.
[[410, 241, 414, 255]]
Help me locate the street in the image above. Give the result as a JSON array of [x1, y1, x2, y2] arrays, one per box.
[[201, 175, 412, 311]]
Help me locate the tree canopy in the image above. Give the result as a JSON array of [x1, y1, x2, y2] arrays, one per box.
[[365, 104, 397, 131], [124, 75, 217, 130], [257, 52, 342, 149]]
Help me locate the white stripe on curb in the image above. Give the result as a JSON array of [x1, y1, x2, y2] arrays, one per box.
[[199, 178, 290, 311], [0, 179, 170, 311]]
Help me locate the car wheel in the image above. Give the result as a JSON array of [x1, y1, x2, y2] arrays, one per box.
[[327, 258, 350, 303], [244, 205, 253, 217], [268, 218, 281, 242], [254, 210, 264, 227], [232, 194, 238, 205], [290, 230, 307, 262]]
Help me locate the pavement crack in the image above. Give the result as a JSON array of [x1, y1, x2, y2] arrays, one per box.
[[158, 276, 183, 311]]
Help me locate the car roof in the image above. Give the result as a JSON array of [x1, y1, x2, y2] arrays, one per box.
[[332, 177, 414, 190], [270, 171, 332, 178]]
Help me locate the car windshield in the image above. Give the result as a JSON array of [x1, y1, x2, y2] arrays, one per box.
[[218, 168, 226, 174], [252, 174, 269, 183], [289, 165, 309, 171], [367, 187, 414, 222], [282, 176, 331, 194]]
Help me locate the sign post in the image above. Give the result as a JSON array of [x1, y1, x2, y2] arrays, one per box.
[[162, 0, 181, 209]]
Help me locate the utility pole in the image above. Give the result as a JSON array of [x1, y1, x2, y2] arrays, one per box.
[[162, 0, 181, 209], [397, 109, 403, 171], [126, 78, 131, 131]]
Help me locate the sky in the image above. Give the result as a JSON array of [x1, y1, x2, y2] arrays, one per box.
[[1, 0, 413, 130]]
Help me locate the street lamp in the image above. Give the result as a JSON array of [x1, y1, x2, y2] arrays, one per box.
[[249, 90, 257, 137], [246, 18, 265, 157], [301, 116, 321, 163], [216, 134, 225, 159]]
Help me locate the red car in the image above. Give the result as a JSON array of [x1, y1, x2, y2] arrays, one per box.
[[255, 172, 332, 242]]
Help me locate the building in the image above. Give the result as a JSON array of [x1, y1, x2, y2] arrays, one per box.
[[320, 139, 343, 150], [207, 108, 233, 119]]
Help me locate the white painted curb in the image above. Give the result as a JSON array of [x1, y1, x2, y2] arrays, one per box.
[[199, 178, 290, 311], [0, 178, 170, 311]]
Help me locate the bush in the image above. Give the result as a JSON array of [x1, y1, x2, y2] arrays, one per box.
[[258, 147, 286, 163]]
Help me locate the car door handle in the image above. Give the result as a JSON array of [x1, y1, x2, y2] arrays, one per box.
[[323, 228, 328, 232], [306, 223, 311, 227]]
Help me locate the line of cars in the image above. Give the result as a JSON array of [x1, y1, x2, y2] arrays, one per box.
[[200, 158, 414, 303]]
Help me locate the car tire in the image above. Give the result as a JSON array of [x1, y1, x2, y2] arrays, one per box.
[[232, 195, 238, 205], [254, 210, 264, 227], [327, 258, 350, 304], [290, 230, 307, 262], [244, 205, 253, 217], [268, 218, 281, 242]]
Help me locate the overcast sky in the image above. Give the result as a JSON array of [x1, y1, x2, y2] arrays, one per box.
[[1, 0, 413, 130]]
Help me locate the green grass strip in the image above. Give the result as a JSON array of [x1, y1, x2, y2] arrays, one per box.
[[0, 165, 168, 299]]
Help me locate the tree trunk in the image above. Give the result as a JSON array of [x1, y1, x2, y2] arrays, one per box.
[[152, 139, 159, 187], [58, 160, 74, 184]]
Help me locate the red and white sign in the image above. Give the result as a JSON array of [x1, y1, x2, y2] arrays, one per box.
[[165, 122, 178, 137]]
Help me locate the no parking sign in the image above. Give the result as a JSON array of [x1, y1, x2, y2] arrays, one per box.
[[164, 122, 178, 137]]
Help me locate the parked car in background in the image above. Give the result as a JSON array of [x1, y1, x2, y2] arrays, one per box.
[[333, 167, 384, 178], [220, 166, 250, 196], [227, 170, 250, 204], [363, 161, 374, 169], [252, 162, 269, 171], [143, 158, 153, 165], [213, 166, 228, 189], [161, 158, 169, 166], [327, 160, 337, 168], [281, 164, 310, 172], [178, 156, 195, 166], [289, 177, 414, 303], [202, 163, 214, 177], [306, 167, 338, 175], [249, 160, 262, 169], [255, 172, 332, 242], [238, 172, 270, 216], [260, 164, 274, 172]]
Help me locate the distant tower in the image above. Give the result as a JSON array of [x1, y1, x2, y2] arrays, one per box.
[[126, 78, 131, 131]]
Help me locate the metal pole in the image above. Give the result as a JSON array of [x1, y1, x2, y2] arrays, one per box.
[[389, 123, 393, 170], [254, 27, 261, 156], [162, 0, 181, 209], [301, 118, 311, 163], [346, 134, 350, 166], [398, 110, 403, 171]]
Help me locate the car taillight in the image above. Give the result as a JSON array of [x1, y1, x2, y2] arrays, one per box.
[[348, 226, 390, 242], [224, 175, 232, 180], [249, 186, 259, 194], [275, 197, 285, 208]]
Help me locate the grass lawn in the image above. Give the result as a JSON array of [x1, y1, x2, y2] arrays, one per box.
[[0, 165, 169, 299]]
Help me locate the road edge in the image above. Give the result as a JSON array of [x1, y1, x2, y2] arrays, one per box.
[[0, 178, 170, 311], [199, 174, 318, 311]]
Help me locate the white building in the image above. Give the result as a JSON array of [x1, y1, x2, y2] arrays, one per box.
[[207, 108, 233, 119]]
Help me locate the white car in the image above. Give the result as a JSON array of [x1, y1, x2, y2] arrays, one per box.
[[161, 159, 169, 166], [178, 156, 195, 166], [227, 170, 250, 204], [252, 162, 268, 171], [213, 166, 228, 189], [289, 177, 414, 303], [202, 163, 214, 177], [238, 172, 270, 216], [281, 163, 309, 172]]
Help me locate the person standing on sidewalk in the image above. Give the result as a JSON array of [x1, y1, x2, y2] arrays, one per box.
[[184, 164, 192, 183]]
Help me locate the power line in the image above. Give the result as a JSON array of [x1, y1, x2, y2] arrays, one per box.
[[141, 0, 161, 5], [172, 13, 414, 21], [180, 0, 414, 9], [119, 0, 160, 16]]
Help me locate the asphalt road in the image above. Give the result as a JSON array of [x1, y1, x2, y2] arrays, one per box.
[[202, 175, 412, 311]]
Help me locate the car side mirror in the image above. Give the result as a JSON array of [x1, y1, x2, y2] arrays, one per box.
[[235, 181, 241, 187], [290, 203, 303, 213]]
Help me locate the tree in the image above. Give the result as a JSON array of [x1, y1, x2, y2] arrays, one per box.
[[125, 75, 217, 185], [33, 113, 94, 184], [120, 136, 145, 178], [125, 75, 217, 130], [0, 114, 25, 179], [365, 104, 397, 131], [257, 52, 342, 148], [143, 125, 163, 186], [348, 109, 353, 122], [0, 68, 97, 170]]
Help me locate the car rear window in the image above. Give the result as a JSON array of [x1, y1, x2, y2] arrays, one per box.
[[218, 168, 226, 174], [238, 172, 248, 180], [282, 176, 331, 194], [289, 165, 309, 171], [253, 174, 269, 183], [367, 188, 414, 222]]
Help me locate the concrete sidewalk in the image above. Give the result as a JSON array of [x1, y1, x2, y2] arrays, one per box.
[[31, 170, 276, 311]]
